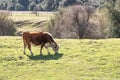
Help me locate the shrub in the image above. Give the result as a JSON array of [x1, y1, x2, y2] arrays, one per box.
[[15, 3, 26, 11], [49, 5, 111, 39], [0, 11, 16, 36], [103, 0, 120, 38], [49, 5, 95, 38], [108, 8, 120, 38]]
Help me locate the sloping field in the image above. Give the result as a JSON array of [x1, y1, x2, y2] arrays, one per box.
[[10, 11, 54, 21], [9, 11, 54, 32], [0, 36, 120, 80]]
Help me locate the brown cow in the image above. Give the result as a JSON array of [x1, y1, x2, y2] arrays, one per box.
[[22, 32, 59, 56]]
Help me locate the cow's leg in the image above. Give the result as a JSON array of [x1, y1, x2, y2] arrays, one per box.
[[28, 44, 33, 56], [45, 46, 50, 55], [40, 43, 44, 55], [23, 42, 26, 54]]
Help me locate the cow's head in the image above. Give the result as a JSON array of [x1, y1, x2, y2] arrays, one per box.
[[51, 42, 59, 53]]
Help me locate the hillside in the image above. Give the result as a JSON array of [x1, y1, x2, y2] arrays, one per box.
[[0, 36, 120, 80], [9, 11, 54, 32]]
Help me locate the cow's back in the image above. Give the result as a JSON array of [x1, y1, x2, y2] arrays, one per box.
[[22, 32, 54, 45], [43, 32, 54, 43]]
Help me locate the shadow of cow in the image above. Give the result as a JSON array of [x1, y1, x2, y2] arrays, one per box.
[[26, 53, 63, 60]]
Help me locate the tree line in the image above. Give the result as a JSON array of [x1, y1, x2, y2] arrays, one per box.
[[0, 0, 104, 11]]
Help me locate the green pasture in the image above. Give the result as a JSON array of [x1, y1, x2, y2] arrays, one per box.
[[0, 36, 120, 80]]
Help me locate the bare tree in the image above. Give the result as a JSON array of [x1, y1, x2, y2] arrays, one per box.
[[49, 5, 110, 39], [72, 5, 95, 38], [49, 5, 95, 38]]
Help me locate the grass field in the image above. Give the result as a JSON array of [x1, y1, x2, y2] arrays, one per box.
[[0, 36, 120, 80], [9, 11, 54, 32], [10, 11, 54, 21]]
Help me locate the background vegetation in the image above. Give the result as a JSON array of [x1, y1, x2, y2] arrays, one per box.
[[0, 0, 104, 11], [0, 0, 120, 38], [0, 11, 16, 35], [49, 0, 120, 38]]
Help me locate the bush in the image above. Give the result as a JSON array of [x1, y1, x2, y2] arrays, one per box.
[[40, 0, 54, 11], [28, 1, 36, 11], [49, 5, 95, 38], [103, 0, 120, 38], [49, 5, 111, 39], [15, 3, 26, 11], [108, 8, 120, 38], [0, 11, 16, 36]]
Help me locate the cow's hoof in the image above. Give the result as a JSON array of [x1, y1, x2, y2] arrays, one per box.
[[31, 53, 33, 56], [40, 54, 42, 56], [48, 52, 50, 55], [55, 53, 58, 55], [23, 51, 26, 54]]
